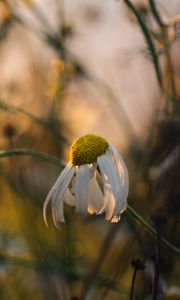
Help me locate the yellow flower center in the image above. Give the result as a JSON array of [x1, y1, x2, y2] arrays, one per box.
[[70, 133, 109, 165]]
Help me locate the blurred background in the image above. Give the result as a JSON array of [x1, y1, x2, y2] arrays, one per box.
[[0, 0, 179, 299]]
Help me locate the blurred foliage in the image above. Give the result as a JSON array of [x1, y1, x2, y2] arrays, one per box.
[[0, 0, 180, 300]]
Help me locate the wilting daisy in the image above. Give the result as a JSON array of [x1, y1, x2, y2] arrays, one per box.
[[43, 133, 129, 227]]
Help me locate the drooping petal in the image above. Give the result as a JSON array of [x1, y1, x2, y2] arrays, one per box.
[[109, 144, 129, 200], [107, 145, 129, 213], [52, 195, 65, 228], [74, 165, 90, 215], [111, 215, 121, 223], [51, 166, 75, 227], [89, 163, 96, 178], [88, 175, 105, 214], [69, 171, 76, 196], [98, 154, 127, 217], [43, 162, 72, 226], [49, 162, 73, 193], [43, 162, 75, 227], [97, 155, 117, 220], [64, 188, 76, 206], [105, 192, 116, 221]]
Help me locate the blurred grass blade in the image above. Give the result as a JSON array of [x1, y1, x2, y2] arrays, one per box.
[[0, 98, 47, 126], [149, 0, 165, 28], [126, 205, 180, 255], [123, 0, 163, 88], [0, 252, 122, 292], [0, 99, 68, 144]]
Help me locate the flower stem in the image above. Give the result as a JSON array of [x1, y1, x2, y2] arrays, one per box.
[[126, 205, 180, 255], [152, 224, 161, 300], [129, 268, 137, 300], [0, 148, 65, 168], [149, 0, 165, 28], [123, 0, 162, 88], [130, 259, 145, 300]]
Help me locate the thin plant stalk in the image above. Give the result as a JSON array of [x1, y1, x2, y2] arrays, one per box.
[[123, 0, 162, 88], [149, 0, 165, 28], [129, 268, 137, 300], [152, 224, 161, 300], [148, 0, 177, 105], [0, 149, 64, 168], [126, 205, 179, 255]]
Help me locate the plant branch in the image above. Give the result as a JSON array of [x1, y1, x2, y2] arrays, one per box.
[[0, 99, 68, 144], [149, 0, 165, 28], [123, 0, 162, 88], [126, 205, 180, 255], [0, 149, 65, 168]]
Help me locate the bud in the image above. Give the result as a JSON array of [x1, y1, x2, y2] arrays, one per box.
[[131, 258, 145, 270], [2, 123, 17, 139]]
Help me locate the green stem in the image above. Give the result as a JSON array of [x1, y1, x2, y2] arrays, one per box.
[[126, 205, 180, 255], [123, 0, 162, 88], [0, 99, 67, 144], [149, 0, 165, 28], [0, 148, 179, 255], [0, 149, 65, 168], [129, 268, 137, 300], [0, 99, 47, 126], [148, 0, 177, 107], [152, 224, 161, 300]]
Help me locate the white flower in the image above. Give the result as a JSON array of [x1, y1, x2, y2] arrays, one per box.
[[43, 133, 129, 228]]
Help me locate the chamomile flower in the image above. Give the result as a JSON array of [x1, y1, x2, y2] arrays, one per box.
[[43, 133, 129, 227]]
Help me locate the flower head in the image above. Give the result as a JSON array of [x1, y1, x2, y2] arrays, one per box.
[[43, 133, 129, 228]]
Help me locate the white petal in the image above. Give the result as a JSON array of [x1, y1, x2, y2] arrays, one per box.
[[88, 175, 105, 214], [107, 145, 129, 213], [97, 155, 116, 220], [64, 188, 76, 206], [98, 154, 125, 217], [109, 144, 129, 201], [49, 162, 72, 193], [52, 197, 65, 228], [51, 166, 75, 227], [111, 215, 121, 223], [74, 165, 90, 215], [105, 193, 116, 221], [43, 162, 74, 227], [89, 163, 96, 178], [69, 173, 76, 196]]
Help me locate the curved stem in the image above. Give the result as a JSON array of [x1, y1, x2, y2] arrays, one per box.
[[126, 205, 180, 255], [0, 149, 65, 168], [123, 0, 162, 88]]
